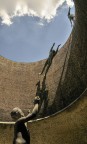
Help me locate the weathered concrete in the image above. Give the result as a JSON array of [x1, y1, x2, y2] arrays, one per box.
[[51, 0, 87, 112], [0, 88, 87, 144], [0, 0, 87, 143], [0, 35, 70, 121], [0, 0, 87, 125]]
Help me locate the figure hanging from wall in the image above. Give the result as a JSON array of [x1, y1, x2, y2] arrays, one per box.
[[68, 7, 75, 27], [39, 43, 61, 76], [35, 75, 48, 116], [36, 80, 41, 98], [41, 76, 49, 115]]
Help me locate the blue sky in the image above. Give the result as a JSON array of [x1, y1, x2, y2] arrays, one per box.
[[0, 0, 74, 62]]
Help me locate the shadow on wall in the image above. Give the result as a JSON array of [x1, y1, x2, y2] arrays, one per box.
[[0, 88, 87, 144]]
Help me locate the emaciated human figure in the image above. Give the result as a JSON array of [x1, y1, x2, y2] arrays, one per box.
[[35, 76, 48, 116], [41, 76, 48, 115], [68, 7, 75, 27], [41, 76, 48, 101], [11, 96, 40, 144], [36, 81, 41, 97], [39, 43, 61, 76]]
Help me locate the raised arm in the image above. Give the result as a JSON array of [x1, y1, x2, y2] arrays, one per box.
[[24, 103, 39, 122], [55, 44, 61, 54], [50, 43, 55, 52], [68, 7, 71, 17], [16, 97, 40, 124], [15, 111, 36, 124]]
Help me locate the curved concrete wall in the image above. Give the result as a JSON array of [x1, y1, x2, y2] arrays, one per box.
[[51, 0, 87, 112], [0, 0, 87, 143], [0, 88, 87, 144], [0, 0, 87, 123], [0, 40, 70, 121]]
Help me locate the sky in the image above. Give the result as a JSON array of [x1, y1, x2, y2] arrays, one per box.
[[0, 0, 74, 62]]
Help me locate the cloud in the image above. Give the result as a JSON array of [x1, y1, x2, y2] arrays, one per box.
[[0, 0, 74, 25], [66, 0, 74, 7]]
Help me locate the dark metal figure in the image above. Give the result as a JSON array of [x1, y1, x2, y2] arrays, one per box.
[[35, 76, 48, 116], [11, 96, 40, 144], [39, 43, 61, 76], [68, 7, 75, 27], [36, 80, 41, 97], [41, 76, 48, 115]]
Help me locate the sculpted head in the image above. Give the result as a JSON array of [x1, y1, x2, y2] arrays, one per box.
[[10, 107, 24, 121]]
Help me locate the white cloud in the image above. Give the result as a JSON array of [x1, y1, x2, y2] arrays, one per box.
[[66, 0, 74, 7], [0, 0, 74, 25]]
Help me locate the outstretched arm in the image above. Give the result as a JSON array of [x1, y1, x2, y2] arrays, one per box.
[[68, 7, 71, 17], [15, 103, 39, 124], [50, 43, 55, 52], [56, 44, 61, 54]]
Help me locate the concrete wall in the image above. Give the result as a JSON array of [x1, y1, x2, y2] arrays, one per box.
[[0, 44, 69, 121], [0, 89, 87, 144], [51, 0, 87, 111], [0, 0, 87, 122]]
